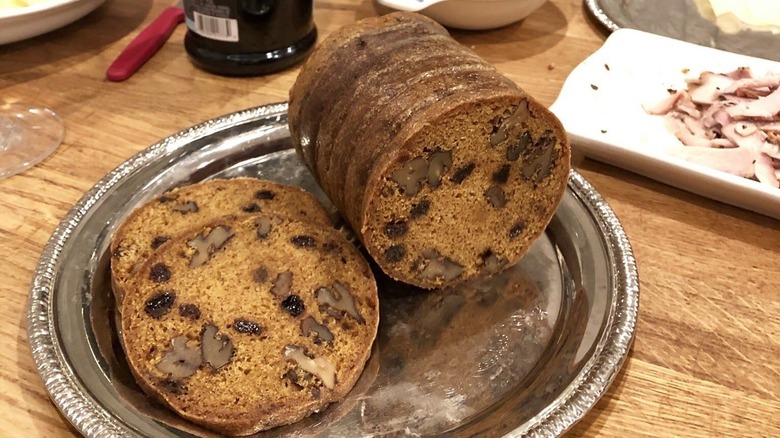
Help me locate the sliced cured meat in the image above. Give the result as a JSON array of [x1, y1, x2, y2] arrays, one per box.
[[644, 67, 780, 188]]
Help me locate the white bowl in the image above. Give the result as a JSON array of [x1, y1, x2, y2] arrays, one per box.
[[376, 0, 548, 30], [0, 0, 106, 45]]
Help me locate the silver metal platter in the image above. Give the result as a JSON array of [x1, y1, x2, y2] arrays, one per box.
[[585, 0, 780, 62], [27, 103, 639, 437]]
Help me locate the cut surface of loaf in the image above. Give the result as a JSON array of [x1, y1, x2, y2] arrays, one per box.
[[289, 12, 571, 289], [110, 178, 331, 304], [120, 214, 379, 436]]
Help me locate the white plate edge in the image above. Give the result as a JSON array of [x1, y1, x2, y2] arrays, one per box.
[[0, 0, 82, 20], [0, 0, 106, 45]]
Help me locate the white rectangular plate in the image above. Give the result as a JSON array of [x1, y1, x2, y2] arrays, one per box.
[[550, 28, 780, 220]]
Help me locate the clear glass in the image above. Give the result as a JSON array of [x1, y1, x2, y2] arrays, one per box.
[[0, 102, 65, 179]]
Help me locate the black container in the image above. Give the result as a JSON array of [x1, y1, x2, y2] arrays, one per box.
[[183, 0, 317, 76]]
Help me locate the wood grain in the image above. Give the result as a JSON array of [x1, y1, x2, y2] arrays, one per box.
[[1, 0, 778, 437]]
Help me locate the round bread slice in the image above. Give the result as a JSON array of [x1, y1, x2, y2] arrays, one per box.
[[110, 178, 331, 304], [120, 214, 379, 436]]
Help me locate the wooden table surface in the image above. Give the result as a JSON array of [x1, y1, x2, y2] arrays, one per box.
[[1, 0, 778, 436]]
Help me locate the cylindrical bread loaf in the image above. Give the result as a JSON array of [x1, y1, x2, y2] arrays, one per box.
[[289, 12, 571, 289]]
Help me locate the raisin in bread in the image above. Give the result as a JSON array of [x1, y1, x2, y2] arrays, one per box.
[[289, 12, 571, 289], [110, 178, 331, 304], [119, 214, 379, 436]]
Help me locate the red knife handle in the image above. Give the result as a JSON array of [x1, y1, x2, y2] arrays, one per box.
[[106, 7, 186, 82]]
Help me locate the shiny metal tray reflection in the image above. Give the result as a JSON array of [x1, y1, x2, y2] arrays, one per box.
[[27, 103, 639, 437]]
